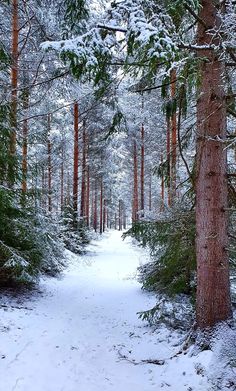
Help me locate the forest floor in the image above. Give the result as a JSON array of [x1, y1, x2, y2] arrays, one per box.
[[0, 231, 230, 391]]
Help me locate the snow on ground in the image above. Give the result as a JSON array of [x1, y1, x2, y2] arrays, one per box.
[[0, 231, 213, 391]]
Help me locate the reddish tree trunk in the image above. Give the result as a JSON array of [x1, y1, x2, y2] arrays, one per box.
[[132, 140, 139, 222], [160, 153, 164, 211], [60, 148, 64, 212], [73, 102, 79, 222], [22, 84, 29, 194], [166, 117, 171, 206], [80, 121, 87, 219], [170, 69, 177, 200], [47, 114, 52, 213], [140, 124, 145, 214], [86, 165, 90, 226], [196, 0, 232, 329], [100, 178, 103, 234], [9, 0, 19, 183], [93, 180, 98, 232]]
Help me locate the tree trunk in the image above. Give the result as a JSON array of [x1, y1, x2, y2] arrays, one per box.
[[132, 139, 139, 222], [73, 102, 79, 224], [41, 167, 46, 209], [80, 121, 86, 220], [196, 0, 232, 329], [100, 178, 103, 234], [9, 0, 19, 184], [22, 79, 29, 194], [140, 123, 145, 215], [47, 114, 52, 213], [60, 145, 64, 212], [103, 199, 106, 232], [170, 69, 177, 200], [160, 153, 164, 211], [93, 180, 98, 232], [86, 165, 90, 226], [166, 117, 171, 206], [123, 205, 126, 230]]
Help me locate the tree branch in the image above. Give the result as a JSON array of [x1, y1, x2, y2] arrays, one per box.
[[184, 3, 207, 28], [227, 107, 236, 118], [177, 85, 194, 185], [97, 24, 127, 33]]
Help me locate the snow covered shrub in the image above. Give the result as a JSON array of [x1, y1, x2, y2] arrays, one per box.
[[124, 207, 196, 297], [0, 187, 64, 286]]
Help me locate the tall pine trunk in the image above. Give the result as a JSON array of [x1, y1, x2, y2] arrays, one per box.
[[160, 153, 164, 211], [86, 165, 90, 226], [60, 144, 64, 212], [140, 124, 145, 214], [99, 178, 103, 234], [80, 121, 86, 220], [47, 114, 52, 213], [132, 139, 139, 222], [73, 102, 79, 224], [166, 117, 171, 206], [196, 0, 232, 328], [103, 199, 106, 232], [170, 69, 177, 200], [22, 75, 29, 194], [9, 0, 19, 184], [93, 179, 98, 232]]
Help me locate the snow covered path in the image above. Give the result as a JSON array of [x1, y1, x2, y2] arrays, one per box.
[[0, 231, 211, 391]]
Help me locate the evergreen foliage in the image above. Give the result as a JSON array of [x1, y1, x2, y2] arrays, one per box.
[[124, 207, 196, 296], [0, 188, 64, 286], [60, 204, 90, 254]]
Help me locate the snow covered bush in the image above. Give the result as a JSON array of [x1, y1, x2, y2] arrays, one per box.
[[0, 187, 64, 286], [124, 206, 196, 297]]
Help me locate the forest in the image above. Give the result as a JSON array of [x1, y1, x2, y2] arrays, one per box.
[[0, 0, 236, 390]]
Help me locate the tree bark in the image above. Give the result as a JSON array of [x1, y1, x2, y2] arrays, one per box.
[[140, 123, 145, 214], [73, 102, 79, 223], [196, 0, 232, 329], [99, 178, 103, 234], [86, 165, 90, 226], [93, 180, 98, 232], [170, 69, 177, 200], [47, 114, 52, 213], [80, 121, 87, 220], [132, 139, 139, 222], [103, 199, 106, 232], [9, 0, 19, 184], [160, 153, 164, 211], [22, 74, 29, 194], [60, 144, 64, 212], [166, 117, 171, 206]]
